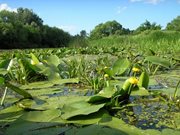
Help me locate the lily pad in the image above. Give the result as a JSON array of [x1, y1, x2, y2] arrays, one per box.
[[61, 100, 105, 119]]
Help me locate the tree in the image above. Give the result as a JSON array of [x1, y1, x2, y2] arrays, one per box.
[[17, 8, 43, 27], [0, 8, 72, 49], [0, 10, 17, 24], [134, 20, 161, 34], [90, 20, 129, 39], [80, 30, 87, 38], [166, 16, 180, 31]]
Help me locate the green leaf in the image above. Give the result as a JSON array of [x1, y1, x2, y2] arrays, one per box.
[[53, 109, 108, 125], [0, 59, 11, 69], [145, 56, 171, 68], [0, 68, 7, 75], [61, 100, 105, 119], [87, 86, 116, 103], [138, 71, 149, 89], [45, 55, 60, 67], [0, 105, 23, 125], [30, 53, 40, 65], [20, 78, 79, 90], [112, 58, 130, 75], [5, 110, 69, 135], [66, 124, 126, 135], [131, 87, 149, 96], [5, 81, 32, 99], [0, 76, 4, 85]]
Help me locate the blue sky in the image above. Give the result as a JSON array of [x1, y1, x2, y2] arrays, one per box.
[[0, 0, 180, 35]]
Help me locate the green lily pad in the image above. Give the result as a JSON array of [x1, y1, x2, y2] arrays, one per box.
[[61, 100, 105, 119], [87, 86, 116, 103], [145, 56, 171, 68]]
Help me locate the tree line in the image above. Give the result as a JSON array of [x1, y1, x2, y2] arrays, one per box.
[[89, 16, 180, 39], [0, 8, 71, 49], [0, 7, 180, 48]]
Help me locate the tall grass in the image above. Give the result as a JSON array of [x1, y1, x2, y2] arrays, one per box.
[[89, 30, 180, 55]]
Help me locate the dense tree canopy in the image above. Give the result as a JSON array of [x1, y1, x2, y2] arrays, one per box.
[[90, 20, 130, 39], [166, 16, 180, 31], [134, 20, 161, 34], [0, 8, 71, 49]]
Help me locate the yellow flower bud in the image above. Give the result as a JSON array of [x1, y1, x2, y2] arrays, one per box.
[[105, 66, 110, 69], [132, 67, 140, 72], [104, 74, 109, 78], [129, 77, 138, 85], [31, 60, 36, 65]]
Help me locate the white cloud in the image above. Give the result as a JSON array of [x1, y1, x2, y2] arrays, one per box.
[[178, 0, 180, 4], [0, 3, 17, 12], [117, 6, 127, 14], [130, 0, 164, 4], [59, 25, 78, 35]]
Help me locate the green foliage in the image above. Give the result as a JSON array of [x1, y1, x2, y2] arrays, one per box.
[[0, 8, 71, 49], [90, 20, 130, 39], [0, 41, 179, 134], [166, 16, 180, 31], [134, 20, 161, 34]]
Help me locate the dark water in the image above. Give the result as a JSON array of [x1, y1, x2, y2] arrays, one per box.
[[116, 95, 179, 130]]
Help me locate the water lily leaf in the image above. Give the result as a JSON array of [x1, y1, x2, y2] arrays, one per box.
[[44, 55, 60, 67], [21, 109, 61, 122], [99, 116, 161, 135], [52, 109, 108, 125], [161, 128, 180, 135], [0, 105, 23, 125], [145, 56, 171, 68], [66, 124, 127, 135], [17, 99, 46, 111], [0, 76, 4, 85], [5, 82, 32, 99], [131, 87, 149, 96], [87, 87, 116, 103], [112, 58, 130, 75], [4, 109, 66, 135], [20, 78, 79, 90], [61, 100, 105, 119], [138, 71, 149, 89]]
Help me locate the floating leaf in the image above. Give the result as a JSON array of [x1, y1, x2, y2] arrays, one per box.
[[5, 111, 68, 135], [112, 58, 130, 75], [87, 87, 116, 103], [5, 81, 32, 99], [66, 124, 126, 135], [131, 87, 149, 96], [145, 56, 171, 68], [61, 100, 105, 119], [20, 78, 79, 90]]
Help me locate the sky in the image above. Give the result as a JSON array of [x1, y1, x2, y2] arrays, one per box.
[[0, 0, 180, 35]]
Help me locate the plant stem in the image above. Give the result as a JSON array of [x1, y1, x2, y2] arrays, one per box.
[[0, 87, 8, 106], [153, 65, 160, 76], [174, 80, 180, 99]]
